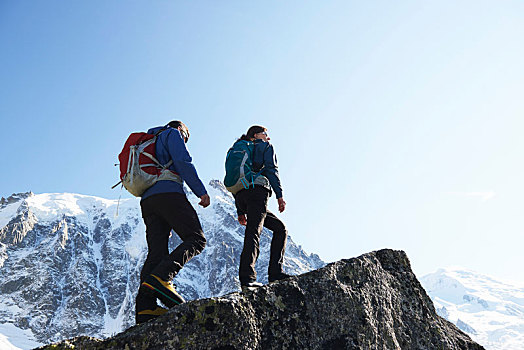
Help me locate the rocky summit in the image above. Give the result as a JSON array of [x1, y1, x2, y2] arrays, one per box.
[[38, 249, 484, 350]]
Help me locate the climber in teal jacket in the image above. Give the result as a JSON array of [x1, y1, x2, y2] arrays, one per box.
[[230, 125, 291, 288]]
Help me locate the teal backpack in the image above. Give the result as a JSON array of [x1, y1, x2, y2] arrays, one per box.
[[224, 140, 263, 194]]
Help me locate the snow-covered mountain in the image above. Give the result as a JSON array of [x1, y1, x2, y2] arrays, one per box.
[[421, 268, 524, 350], [0, 181, 324, 349]]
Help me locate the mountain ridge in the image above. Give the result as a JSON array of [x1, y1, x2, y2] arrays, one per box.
[[0, 181, 323, 347], [1, 185, 517, 349]]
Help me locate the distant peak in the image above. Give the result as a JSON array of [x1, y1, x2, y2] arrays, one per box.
[[0, 191, 33, 208], [208, 179, 230, 194]]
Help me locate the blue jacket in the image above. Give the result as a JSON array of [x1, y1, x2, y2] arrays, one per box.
[[141, 125, 207, 200], [251, 139, 283, 199]]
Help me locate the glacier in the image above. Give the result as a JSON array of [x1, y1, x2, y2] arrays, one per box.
[[421, 267, 524, 350]]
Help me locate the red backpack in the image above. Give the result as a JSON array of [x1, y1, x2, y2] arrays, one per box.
[[114, 129, 182, 197]]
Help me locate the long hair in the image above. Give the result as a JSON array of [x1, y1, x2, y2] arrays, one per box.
[[239, 125, 266, 141]]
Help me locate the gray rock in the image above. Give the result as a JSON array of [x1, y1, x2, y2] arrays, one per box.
[[37, 249, 484, 350]]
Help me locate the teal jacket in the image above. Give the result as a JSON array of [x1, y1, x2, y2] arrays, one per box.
[[252, 139, 283, 199]]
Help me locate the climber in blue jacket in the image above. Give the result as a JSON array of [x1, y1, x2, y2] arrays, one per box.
[[136, 120, 210, 324]]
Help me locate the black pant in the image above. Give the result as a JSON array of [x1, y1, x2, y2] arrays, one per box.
[[139, 192, 206, 283], [236, 186, 288, 284]]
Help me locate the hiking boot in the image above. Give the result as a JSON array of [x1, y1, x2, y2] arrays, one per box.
[[136, 306, 168, 324], [141, 274, 185, 308], [268, 272, 293, 283]]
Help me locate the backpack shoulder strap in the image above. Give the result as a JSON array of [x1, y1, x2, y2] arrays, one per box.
[[252, 141, 268, 170], [152, 126, 175, 168], [155, 126, 169, 136]]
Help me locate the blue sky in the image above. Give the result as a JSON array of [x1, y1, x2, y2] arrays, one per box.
[[2, 1, 523, 283]]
